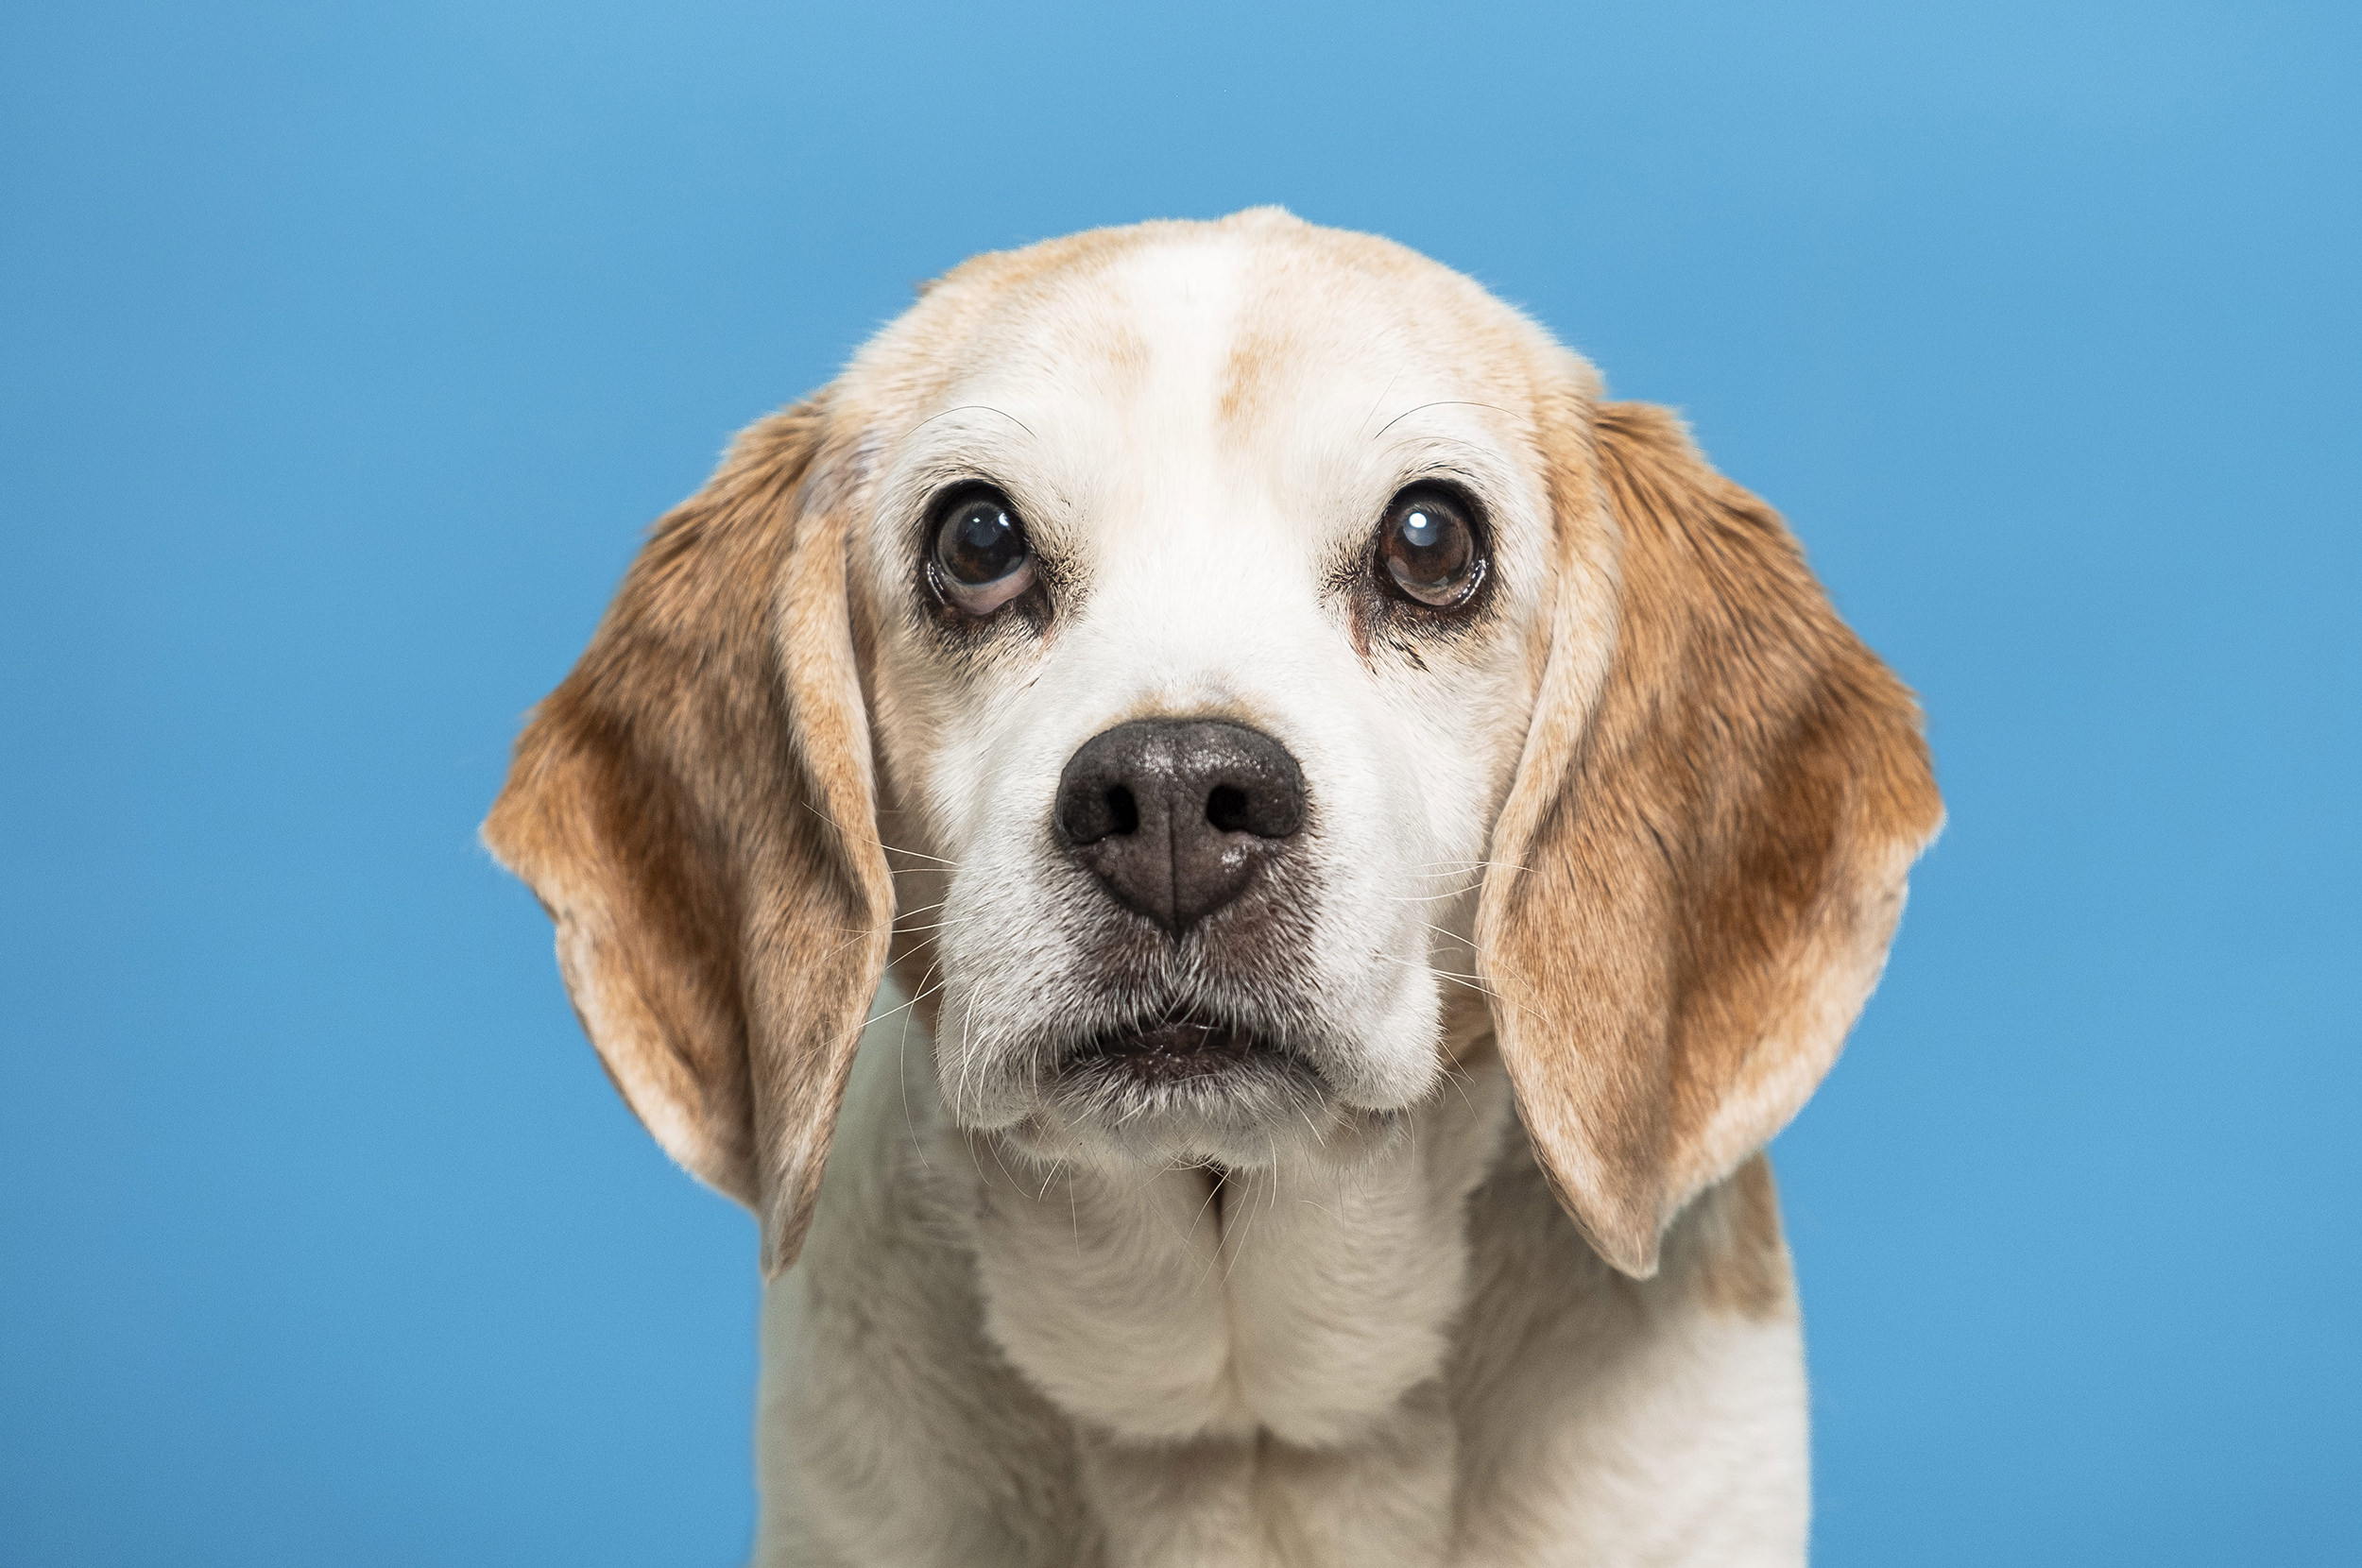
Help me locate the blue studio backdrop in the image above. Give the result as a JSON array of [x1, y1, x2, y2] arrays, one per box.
[[3, 3, 2355, 1564]]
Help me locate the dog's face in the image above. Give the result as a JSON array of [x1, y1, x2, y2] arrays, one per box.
[[844, 224, 1569, 1168], [484, 210, 1942, 1278]]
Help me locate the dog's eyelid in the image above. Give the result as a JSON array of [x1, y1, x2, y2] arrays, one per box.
[[907, 470, 1066, 548], [1378, 454, 1517, 534]]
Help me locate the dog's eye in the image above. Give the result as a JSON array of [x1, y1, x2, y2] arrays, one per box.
[[1378, 486, 1483, 607], [931, 488, 1035, 615]]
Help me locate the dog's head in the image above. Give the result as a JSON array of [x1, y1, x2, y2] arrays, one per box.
[[483, 210, 1942, 1281]]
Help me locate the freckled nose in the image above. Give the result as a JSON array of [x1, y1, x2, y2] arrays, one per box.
[[1052, 719, 1305, 934]]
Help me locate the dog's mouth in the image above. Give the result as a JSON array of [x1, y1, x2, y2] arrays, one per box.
[[1023, 1003, 1344, 1165], [1053, 1005, 1310, 1094], [1068, 1014, 1273, 1083]]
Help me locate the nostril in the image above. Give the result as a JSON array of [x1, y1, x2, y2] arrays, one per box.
[[1205, 784, 1250, 833], [1058, 779, 1137, 846], [1104, 785, 1139, 836]]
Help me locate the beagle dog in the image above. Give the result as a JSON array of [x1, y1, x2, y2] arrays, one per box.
[[484, 208, 1942, 1566]]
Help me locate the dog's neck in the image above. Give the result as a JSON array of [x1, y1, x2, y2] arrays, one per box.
[[945, 1056, 1516, 1450]]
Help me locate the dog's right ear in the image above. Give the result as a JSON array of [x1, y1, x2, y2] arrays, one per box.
[[481, 397, 892, 1277]]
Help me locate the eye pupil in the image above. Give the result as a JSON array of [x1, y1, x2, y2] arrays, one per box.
[[1379, 489, 1481, 607]]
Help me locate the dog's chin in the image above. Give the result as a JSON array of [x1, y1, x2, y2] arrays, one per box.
[[1002, 1015, 1356, 1170]]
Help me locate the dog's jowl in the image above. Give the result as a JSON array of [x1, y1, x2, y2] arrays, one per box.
[[485, 209, 1942, 1567]]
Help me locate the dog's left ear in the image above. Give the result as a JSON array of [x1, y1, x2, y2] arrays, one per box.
[[1478, 399, 1943, 1279], [482, 397, 892, 1278]]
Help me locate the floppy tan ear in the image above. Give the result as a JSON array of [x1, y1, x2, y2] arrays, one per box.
[[1477, 400, 1943, 1279], [481, 397, 892, 1277]]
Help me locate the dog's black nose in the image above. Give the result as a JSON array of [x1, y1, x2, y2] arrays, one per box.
[[1053, 718, 1305, 933]]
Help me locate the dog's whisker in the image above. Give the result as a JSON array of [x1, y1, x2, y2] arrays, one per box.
[[799, 800, 965, 872], [888, 915, 986, 938], [892, 957, 950, 1167], [1371, 398, 1515, 439], [890, 895, 954, 918]]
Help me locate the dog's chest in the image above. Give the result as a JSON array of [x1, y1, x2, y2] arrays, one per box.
[[957, 1077, 1512, 1450]]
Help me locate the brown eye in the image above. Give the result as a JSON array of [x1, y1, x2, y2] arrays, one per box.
[[931, 487, 1036, 614], [1378, 486, 1483, 607]]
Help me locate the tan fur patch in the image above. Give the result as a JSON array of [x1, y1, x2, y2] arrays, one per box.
[[1217, 328, 1297, 431], [1475, 398, 1943, 1278], [481, 399, 893, 1275]]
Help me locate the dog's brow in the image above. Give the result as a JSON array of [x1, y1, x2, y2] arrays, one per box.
[[1372, 400, 1514, 439], [905, 403, 1037, 441]]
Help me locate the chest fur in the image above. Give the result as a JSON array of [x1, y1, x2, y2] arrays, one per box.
[[758, 1015, 1810, 1568], [955, 1067, 1511, 1449]]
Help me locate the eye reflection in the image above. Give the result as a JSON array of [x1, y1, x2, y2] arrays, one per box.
[[1377, 486, 1482, 607]]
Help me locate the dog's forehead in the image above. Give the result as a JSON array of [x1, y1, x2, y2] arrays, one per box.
[[846, 214, 1549, 459]]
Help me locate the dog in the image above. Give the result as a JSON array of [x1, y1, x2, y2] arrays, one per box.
[[484, 208, 1942, 1565]]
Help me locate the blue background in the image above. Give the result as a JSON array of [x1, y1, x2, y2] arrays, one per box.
[[4, 2, 2355, 1563]]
